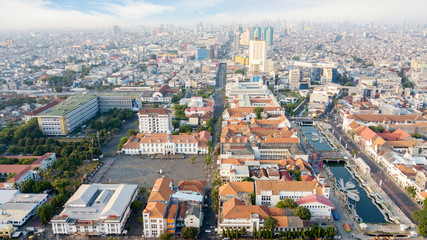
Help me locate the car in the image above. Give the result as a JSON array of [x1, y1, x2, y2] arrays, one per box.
[[333, 212, 340, 220]]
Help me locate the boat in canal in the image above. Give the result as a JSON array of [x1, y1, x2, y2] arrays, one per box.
[[346, 191, 360, 202], [311, 132, 320, 141]]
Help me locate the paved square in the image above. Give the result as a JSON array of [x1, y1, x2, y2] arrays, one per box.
[[99, 154, 216, 188]]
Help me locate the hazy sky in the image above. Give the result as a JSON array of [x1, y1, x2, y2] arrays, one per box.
[[0, 0, 426, 29]]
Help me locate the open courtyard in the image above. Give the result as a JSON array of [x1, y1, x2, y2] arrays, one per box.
[[96, 154, 217, 188]]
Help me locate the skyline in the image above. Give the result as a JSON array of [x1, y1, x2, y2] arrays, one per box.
[[0, 0, 426, 30]]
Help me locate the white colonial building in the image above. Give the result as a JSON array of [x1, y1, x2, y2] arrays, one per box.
[[51, 184, 138, 235], [122, 131, 211, 155], [255, 180, 330, 206]]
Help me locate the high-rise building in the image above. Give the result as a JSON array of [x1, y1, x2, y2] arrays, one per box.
[[196, 48, 208, 61], [249, 40, 267, 73], [240, 28, 251, 46], [234, 32, 240, 53], [112, 25, 121, 36], [252, 27, 262, 40], [289, 69, 301, 89], [264, 27, 273, 46], [138, 108, 172, 134], [208, 45, 215, 59]]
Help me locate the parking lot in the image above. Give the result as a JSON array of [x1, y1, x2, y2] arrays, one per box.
[[98, 154, 217, 188]]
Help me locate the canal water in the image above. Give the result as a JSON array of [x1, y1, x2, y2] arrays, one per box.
[[327, 162, 387, 223], [300, 126, 332, 151]]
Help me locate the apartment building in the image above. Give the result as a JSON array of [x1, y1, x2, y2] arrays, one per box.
[[51, 184, 138, 235], [122, 131, 211, 155], [138, 108, 172, 133]]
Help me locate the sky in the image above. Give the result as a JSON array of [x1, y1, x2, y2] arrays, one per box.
[[0, 0, 426, 30]]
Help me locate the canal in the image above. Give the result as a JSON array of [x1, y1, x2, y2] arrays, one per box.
[[300, 126, 333, 151], [327, 162, 388, 223]]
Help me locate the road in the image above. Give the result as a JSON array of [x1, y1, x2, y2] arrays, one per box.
[[212, 62, 226, 148], [91, 115, 138, 183], [328, 114, 421, 221]]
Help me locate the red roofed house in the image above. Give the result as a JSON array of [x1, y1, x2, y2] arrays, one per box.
[[0, 153, 56, 189], [296, 194, 335, 220]]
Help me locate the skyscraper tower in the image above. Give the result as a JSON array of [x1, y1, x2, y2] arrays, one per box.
[[264, 27, 273, 46], [234, 32, 240, 53], [252, 27, 262, 40]]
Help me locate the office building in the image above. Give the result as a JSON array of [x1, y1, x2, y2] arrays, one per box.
[[51, 184, 138, 235], [196, 48, 208, 61], [37, 94, 99, 135], [137, 108, 172, 133], [264, 27, 273, 46], [36, 92, 142, 136], [0, 193, 48, 227]]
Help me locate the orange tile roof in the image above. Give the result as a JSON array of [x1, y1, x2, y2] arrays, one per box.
[[360, 127, 377, 141], [144, 201, 166, 218], [148, 177, 175, 202], [178, 180, 206, 193], [387, 140, 419, 147], [166, 203, 178, 219], [219, 182, 254, 196], [222, 198, 269, 219], [348, 114, 427, 122], [348, 121, 359, 130], [138, 108, 170, 115], [255, 180, 320, 195]]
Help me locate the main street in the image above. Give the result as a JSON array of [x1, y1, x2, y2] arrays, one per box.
[[212, 62, 226, 147], [328, 114, 421, 221]]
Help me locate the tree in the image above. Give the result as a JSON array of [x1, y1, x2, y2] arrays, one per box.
[[412, 209, 427, 224], [211, 187, 219, 212], [242, 176, 254, 182], [172, 130, 180, 135], [406, 186, 416, 198], [172, 120, 180, 129], [240, 227, 247, 236], [117, 136, 129, 150], [263, 216, 277, 231], [418, 220, 427, 237], [181, 227, 198, 239], [36, 204, 55, 224], [131, 200, 143, 210], [276, 198, 298, 209], [295, 206, 311, 220], [50, 194, 68, 209], [369, 125, 385, 133], [254, 107, 264, 119], [159, 232, 173, 240], [205, 155, 212, 166], [179, 124, 192, 133], [190, 156, 195, 164], [127, 129, 137, 137], [424, 198, 427, 209]]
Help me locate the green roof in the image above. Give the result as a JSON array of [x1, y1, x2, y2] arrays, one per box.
[[37, 92, 142, 117], [37, 93, 98, 117]]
